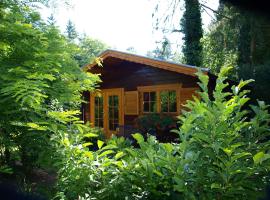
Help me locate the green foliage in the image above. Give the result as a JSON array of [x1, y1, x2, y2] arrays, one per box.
[[54, 131, 181, 200], [0, 0, 100, 189], [54, 67, 269, 200], [202, 1, 270, 103], [202, 2, 239, 75], [75, 35, 108, 67], [147, 37, 173, 61], [174, 67, 270, 199], [181, 0, 203, 66], [65, 19, 78, 40], [135, 114, 176, 133]]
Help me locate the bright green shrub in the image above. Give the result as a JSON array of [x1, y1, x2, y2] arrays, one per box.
[[0, 0, 100, 188], [174, 67, 270, 199]]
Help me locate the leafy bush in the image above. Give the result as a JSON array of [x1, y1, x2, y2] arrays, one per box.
[[54, 67, 269, 200], [174, 67, 270, 199], [135, 114, 177, 142]]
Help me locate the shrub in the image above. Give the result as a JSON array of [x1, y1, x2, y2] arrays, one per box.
[[174, 67, 270, 199]]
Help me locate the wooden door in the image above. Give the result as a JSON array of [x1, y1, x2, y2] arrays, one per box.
[[90, 88, 124, 138]]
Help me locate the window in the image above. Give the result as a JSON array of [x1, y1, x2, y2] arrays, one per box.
[[143, 92, 157, 113], [138, 84, 180, 114], [160, 90, 177, 112]]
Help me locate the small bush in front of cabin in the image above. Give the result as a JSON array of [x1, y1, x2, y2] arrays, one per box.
[[174, 67, 270, 199], [134, 113, 178, 142], [53, 67, 270, 200]]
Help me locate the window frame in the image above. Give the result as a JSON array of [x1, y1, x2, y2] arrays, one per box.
[[137, 84, 181, 114]]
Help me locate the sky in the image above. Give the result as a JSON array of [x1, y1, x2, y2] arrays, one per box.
[[40, 0, 219, 55]]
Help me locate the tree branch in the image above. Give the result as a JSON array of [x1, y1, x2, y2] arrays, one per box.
[[200, 3, 232, 20]]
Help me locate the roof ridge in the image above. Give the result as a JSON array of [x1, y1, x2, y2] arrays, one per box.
[[97, 49, 209, 72]]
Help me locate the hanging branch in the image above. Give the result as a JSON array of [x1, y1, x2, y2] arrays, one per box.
[[200, 3, 232, 20]]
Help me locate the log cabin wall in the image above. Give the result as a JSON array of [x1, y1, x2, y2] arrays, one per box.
[[88, 58, 201, 126]]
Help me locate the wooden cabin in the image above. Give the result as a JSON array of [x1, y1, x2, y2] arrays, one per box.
[[82, 49, 213, 139]]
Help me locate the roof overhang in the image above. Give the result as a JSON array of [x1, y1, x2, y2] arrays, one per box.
[[82, 49, 209, 77]]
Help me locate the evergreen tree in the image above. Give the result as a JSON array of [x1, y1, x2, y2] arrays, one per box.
[[65, 19, 77, 40], [47, 14, 56, 26], [181, 0, 203, 66]]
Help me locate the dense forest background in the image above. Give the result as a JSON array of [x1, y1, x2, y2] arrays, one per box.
[[152, 0, 270, 104]]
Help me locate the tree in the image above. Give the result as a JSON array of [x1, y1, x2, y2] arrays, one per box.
[[74, 35, 108, 67], [47, 14, 57, 26], [126, 46, 137, 53], [147, 37, 173, 60], [181, 0, 203, 66], [0, 0, 100, 178], [201, 1, 238, 77], [65, 19, 77, 40], [152, 0, 203, 66], [202, 0, 270, 103]]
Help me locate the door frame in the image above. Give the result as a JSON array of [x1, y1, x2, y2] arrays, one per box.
[[90, 88, 124, 138]]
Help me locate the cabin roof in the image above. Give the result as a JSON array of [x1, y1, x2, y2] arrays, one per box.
[[83, 49, 209, 77]]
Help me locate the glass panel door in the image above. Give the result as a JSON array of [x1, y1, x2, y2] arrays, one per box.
[[91, 88, 123, 138]]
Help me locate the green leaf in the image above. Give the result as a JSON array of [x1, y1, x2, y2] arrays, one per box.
[[132, 133, 144, 143], [84, 133, 98, 138], [211, 183, 221, 189], [82, 142, 93, 147], [153, 170, 163, 177], [253, 151, 265, 165], [231, 152, 251, 162], [99, 150, 114, 157], [26, 122, 47, 131], [253, 152, 270, 165], [173, 177, 184, 192], [115, 151, 125, 160], [84, 151, 93, 159], [97, 140, 104, 149], [162, 143, 174, 153], [223, 148, 232, 157]]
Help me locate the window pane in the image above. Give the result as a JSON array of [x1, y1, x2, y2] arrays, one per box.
[[160, 91, 169, 102], [143, 102, 149, 112], [113, 95, 119, 106], [150, 92, 156, 101], [114, 119, 119, 129], [169, 91, 177, 112], [160, 91, 169, 112], [114, 109, 119, 120], [169, 102, 177, 112], [95, 97, 99, 105], [109, 96, 113, 106], [161, 102, 168, 112], [109, 107, 114, 118], [109, 120, 114, 131], [150, 102, 157, 112], [95, 107, 99, 118], [95, 119, 98, 127], [143, 92, 149, 101], [99, 119, 103, 127]]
